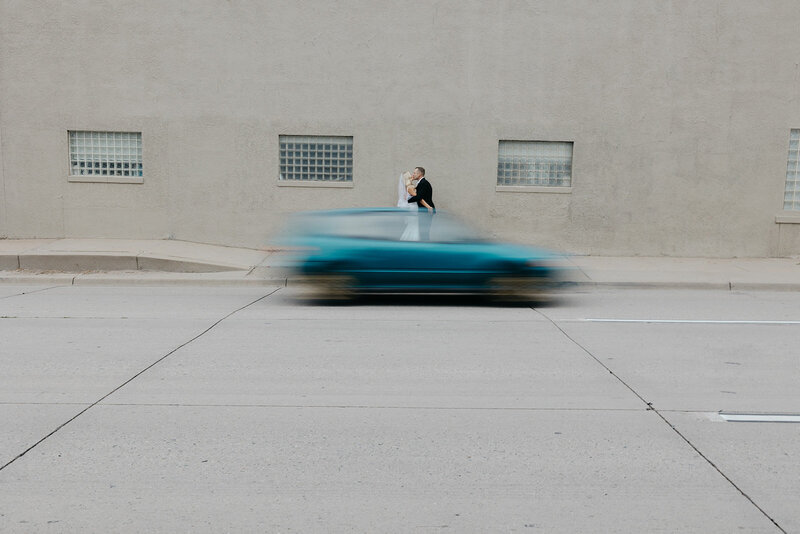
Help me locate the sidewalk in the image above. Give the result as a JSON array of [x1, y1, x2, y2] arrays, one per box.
[[1, 238, 799, 290]]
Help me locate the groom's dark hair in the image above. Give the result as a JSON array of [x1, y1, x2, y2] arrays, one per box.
[[415, 166, 425, 176]]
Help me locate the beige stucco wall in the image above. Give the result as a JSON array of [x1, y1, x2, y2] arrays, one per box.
[[2, 0, 799, 256], [0, 116, 6, 238]]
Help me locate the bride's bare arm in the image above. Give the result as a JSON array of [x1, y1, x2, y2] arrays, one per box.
[[406, 185, 416, 195]]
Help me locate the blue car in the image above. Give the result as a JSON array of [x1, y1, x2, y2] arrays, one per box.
[[276, 208, 565, 302]]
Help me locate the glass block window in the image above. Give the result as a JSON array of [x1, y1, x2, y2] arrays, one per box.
[[69, 131, 143, 177], [497, 140, 572, 187], [784, 129, 800, 211], [279, 135, 353, 182]]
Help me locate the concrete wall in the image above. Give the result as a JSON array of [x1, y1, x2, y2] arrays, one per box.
[[0, 109, 6, 239], [2, 0, 800, 256]]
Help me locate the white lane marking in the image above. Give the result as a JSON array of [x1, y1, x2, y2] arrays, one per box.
[[584, 319, 800, 325], [720, 413, 800, 423]]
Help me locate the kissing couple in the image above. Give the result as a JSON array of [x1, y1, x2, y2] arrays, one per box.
[[397, 166, 435, 241]]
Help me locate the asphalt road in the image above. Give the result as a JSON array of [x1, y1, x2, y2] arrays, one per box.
[[1, 285, 798, 533]]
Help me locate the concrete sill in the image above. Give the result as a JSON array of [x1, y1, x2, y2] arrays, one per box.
[[496, 185, 572, 194], [775, 212, 800, 224], [68, 176, 144, 184], [277, 180, 353, 188]]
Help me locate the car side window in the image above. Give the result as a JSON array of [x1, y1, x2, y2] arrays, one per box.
[[428, 215, 484, 243], [339, 213, 406, 241]]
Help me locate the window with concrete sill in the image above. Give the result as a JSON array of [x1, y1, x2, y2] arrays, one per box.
[[68, 131, 143, 184], [497, 140, 573, 191], [496, 185, 573, 193], [775, 212, 800, 224], [279, 135, 353, 186], [783, 129, 800, 211]]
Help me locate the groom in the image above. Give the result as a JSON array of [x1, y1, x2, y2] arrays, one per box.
[[407, 166, 435, 240]]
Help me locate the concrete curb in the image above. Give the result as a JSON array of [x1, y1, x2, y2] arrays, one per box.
[[561, 281, 734, 291], [2, 271, 799, 290], [5, 253, 247, 273], [0, 271, 287, 287]]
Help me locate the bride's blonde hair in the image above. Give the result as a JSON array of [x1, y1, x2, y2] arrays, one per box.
[[402, 171, 414, 187]]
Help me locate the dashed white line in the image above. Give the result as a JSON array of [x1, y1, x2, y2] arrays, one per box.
[[584, 319, 800, 325], [720, 413, 800, 423]]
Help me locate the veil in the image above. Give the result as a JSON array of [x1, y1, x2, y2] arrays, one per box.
[[397, 172, 419, 240], [397, 173, 411, 208]]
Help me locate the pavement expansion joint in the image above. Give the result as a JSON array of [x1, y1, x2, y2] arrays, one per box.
[[537, 307, 788, 533], [0, 287, 282, 474]]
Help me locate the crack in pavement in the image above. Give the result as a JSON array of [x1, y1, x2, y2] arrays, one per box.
[[0, 287, 281, 473], [0, 285, 68, 300], [533, 306, 787, 534]]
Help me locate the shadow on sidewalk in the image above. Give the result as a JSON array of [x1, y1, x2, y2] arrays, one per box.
[[286, 293, 571, 308]]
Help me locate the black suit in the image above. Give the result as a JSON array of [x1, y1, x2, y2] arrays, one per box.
[[407, 178, 435, 211], [407, 177, 435, 240]]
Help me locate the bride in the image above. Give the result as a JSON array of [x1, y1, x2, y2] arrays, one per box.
[[397, 171, 419, 241]]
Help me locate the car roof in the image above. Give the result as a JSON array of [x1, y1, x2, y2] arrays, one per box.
[[297, 207, 418, 216]]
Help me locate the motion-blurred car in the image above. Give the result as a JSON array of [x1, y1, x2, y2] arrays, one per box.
[[276, 208, 566, 302]]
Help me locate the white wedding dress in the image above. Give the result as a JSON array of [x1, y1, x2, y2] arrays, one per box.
[[397, 174, 419, 241]]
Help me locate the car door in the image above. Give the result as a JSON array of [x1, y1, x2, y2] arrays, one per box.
[[351, 212, 492, 290]]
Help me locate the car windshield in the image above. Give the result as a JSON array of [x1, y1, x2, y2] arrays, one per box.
[[286, 211, 486, 243]]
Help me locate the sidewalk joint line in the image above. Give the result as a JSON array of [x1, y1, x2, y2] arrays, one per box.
[[535, 307, 787, 534], [569, 262, 591, 283], [0, 287, 281, 474]]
